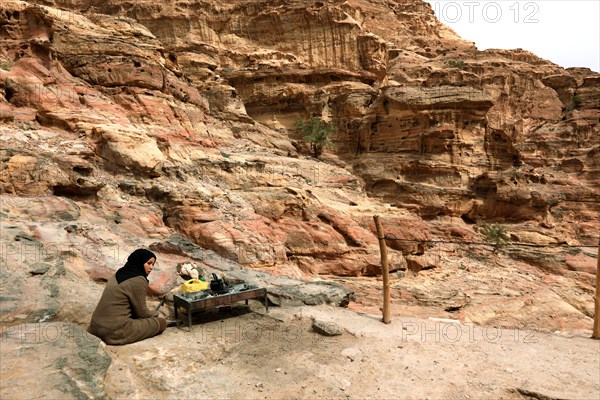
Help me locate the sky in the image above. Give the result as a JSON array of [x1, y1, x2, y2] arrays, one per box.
[[423, 0, 600, 72]]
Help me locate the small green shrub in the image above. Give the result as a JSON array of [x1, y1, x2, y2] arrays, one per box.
[[480, 223, 510, 247], [447, 59, 466, 69], [17, 121, 32, 130], [564, 95, 583, 112], [295, 116, 334, 158]]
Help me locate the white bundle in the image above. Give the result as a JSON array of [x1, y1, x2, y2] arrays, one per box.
[[180, 262, 200, 279]]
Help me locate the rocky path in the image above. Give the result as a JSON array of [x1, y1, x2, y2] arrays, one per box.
[[103, 304, 600, 400]]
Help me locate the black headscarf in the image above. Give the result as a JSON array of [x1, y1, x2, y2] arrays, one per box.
[[115, 248, 157, 284]]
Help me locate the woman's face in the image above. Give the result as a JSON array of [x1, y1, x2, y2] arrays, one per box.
[[144, 257, 156, 275]]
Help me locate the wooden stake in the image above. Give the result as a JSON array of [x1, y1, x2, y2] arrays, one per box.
[[593, 236, 600, 340], [374, 215, 391, 324]]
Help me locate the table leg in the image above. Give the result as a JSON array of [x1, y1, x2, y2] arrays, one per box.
[[264, 291, 269, 313], [187, 305, 192, 331]]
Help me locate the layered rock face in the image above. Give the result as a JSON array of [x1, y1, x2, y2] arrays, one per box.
[[1, 0, 598, 340], [1, 323, 112, 399]]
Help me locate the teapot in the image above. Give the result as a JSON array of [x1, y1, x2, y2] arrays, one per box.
[[210, 273, 227, 293]]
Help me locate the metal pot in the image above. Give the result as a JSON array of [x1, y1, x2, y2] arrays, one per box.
[[210, 273, 226, 293]]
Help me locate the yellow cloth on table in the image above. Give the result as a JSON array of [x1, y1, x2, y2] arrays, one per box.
[[181, 279, 209, 293]]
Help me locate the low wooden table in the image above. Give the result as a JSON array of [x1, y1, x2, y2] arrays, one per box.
[[173, 284, 268, 330]]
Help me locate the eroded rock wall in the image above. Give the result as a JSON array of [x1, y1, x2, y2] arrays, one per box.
[[0, 0, 598, 336]]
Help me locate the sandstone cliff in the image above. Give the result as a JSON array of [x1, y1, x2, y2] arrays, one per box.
[[1, 0, 598, 341]]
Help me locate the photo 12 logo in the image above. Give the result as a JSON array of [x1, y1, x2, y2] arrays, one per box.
[[430, 1, 540, 24], [399, 321, 540, 344], [1, 322, 99, 344]]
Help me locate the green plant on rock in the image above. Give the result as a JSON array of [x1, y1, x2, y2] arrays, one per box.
[[295, 116, 334, 158], [480, 223, 510, 247], [447, 59, 466, 69], [17, 121, 32, 130], [564, 95, 583, 112]]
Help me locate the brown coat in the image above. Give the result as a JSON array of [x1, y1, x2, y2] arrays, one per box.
[[88, 275, 161, 345]]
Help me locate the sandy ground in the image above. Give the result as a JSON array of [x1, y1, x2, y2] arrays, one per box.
[[103, 302, 600, 400]]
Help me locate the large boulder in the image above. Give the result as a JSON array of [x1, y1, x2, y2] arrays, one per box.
[[93, 125, 165, 175], [0, 322, 112, 400], [149, 235, 355, 307]]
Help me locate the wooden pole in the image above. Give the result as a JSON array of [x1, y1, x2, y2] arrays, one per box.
[[593, 236, 600, 340], [373, 215, 391, 324]]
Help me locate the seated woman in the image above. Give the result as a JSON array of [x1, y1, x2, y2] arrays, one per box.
[[88, 248, 167, 345]]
